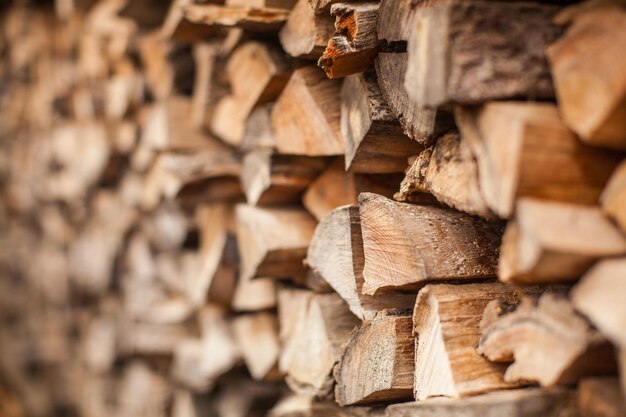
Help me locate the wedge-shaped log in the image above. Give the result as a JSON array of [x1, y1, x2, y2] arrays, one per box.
[[359, 193, 501, 295], [479, 293, 615, 386], [387, 388, 578, 417], [547, 7, 626, 150], [236, 205, 317, 281], [232, 312, 282, 381], [232, 277, 276, 312], [269, 395, 376, 417], [335, 310, 414, 405], [456, 102, 621, 218], [499, 199, 626, 284], [601, 160, 626, 233], [340, 72, 421, 173], [318, 3, 380, 79], [307, 205, 415, 320], [272, 66, 344, 156], [396, 132, 493, 218], [405, 1, 561, 107], [184, 4, 289, 31], [376, 52, 454, 145], [413, 283, 521, 400], [279, 0, 334, 58]]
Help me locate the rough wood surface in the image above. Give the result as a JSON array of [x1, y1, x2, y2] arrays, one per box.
[[232, 312, 282, 380], [359, 193, 502, 294], [405, 1, 562, 107], [279, 0, 334, 58], [601, 160, 626, 233], [184, 4, 290, 31]]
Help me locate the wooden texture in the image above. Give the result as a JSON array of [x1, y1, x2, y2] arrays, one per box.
[[232, 313, 281, 380], [499, 199, 626, 284], [359, 193, 501, 294], [456, 102, 622, 218], [405, 1, 561, 107], [279, 0, 334, 58], [578, 378, 626, 417], [601, 160, 626, 233], [184, 4, 290, 32], [335, 310, 414, 405], [547, 7, 626, 150]]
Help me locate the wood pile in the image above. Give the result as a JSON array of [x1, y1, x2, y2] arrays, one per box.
[[0, 0, 626, 416]]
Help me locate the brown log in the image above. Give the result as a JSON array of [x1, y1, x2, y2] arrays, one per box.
[[335, 310, 414, 405], [456, 102, 622, 218], [479, 293, 615, 386], [279, 0, 334, 59], [405, 2, 561, 107], [272, 66, 344, 156], [359, 193, 501, 294], [241, 104, 276, 151], [161, 0, 224, 42], [232, 312, 282, 381], [547, 6, 626, 150], [601, 160, 626, 233], [269, 395, 378, 417], [318, 3, 380, 79], [184, 4, 290, 32], [499, 199, 626, 284], [232, 277, 277, 312]]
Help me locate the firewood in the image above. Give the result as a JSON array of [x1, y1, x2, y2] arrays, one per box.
[[318, 3, 380, 79], [359, 193, 501, 295], [547, 6, 626, 150], [387, 388, 578, 417], [241, 105, 276, 151], [572, 258, 626, 349], [191, 42, 219, 128], [405, 2, 561, 107], [162, 0, 221, 43], [211, 41, 292, 146], [335, 309, 414, 405], [232, 313, 282, 381], [479, 293, 615, 387], [396, 132, 494, 218], [456, 102, 622, 218], [184, 4, 290, 32], [376, 0, 413, 43], [236, 205, 317, 281], [116, 363, 171, 417], [81, 314, 117, 374], [269, 395, 378, 417], [279, 0, 334, 59], [340, 72, 421, 173], [119, 320, 191, 357], [281, 293, 359, 396], [375, 52, 454, 145], [232, 277, 277, 312], [307, 205, 415, 320], [601, 160, 626, 233], [272, 66, 344, 156], [413, 283, 521, 400], [241, 149, 330, 206], [499, 199, 626, 284], [227, 0, 297, 9], [578, 378, 626, 417]]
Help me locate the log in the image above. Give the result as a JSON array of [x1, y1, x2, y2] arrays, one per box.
[[161, 0, 224, 42], [405, 1, 561, 107], [335, 310, 414, 405], [601, 160, 626, 233], [232, 312, 282, 381], [359, 193, 501, 295], [396, 132, 494, 219], [269, 395, 377, 417], [547, 6, 626, 150], [376, 0, 413, 43], [191, 42, 218, 128], [232, 277, 277, 312], [279, 0, 334, 59], [375, 52, 454, 145], [340, 72, 421, 173], [578, 378, 626, 417], [413, 283, 521, 400], [184, 4, 290, 32], [387, 388, 578, 417], [241, 104, 276, 151], [236, 205, 317, 281], [307, 205, 415, 320], [479, 293, 615, 386], [456, 102, 622, 218], [272, 66, 344, 156], [499, 199, 626, 284], [318, 3, 380, 79]]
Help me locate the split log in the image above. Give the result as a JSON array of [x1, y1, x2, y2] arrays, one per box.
[[375, 52, 454, 145], [232, 313, 282, 381], [116, 363, 171, 417], [395, 132, 494, 219], [340, 72, 421, 173], [413, 283, 521, 400], [119, 320, 191, 357], [269, 395, 377, 417], [405, 1, 561, 107], [241, 105, 276, 151], [232, 277, 277, 312], [236, 205, 317, 281], [271, 66, 344, 156], [478, 293, 615, 386], [161, 0, 224, 43], [547, 6, 626, 150], [387, 388, 578, 417], [241, 149, 330, 206], [307, 205, 415, 320], [456, 102, 622, 218], [184, 4, 290, 32], [359, 193, 501, 295], [376, 0, 413, 43], [279, 0, 334, 59], [191, 42, 218, 128], [335, 310, 414, 405], [578, 378, 626, 417], [499, 199, 626, 284], [318, 3, 380, 79], [601, 160, 626, 233]]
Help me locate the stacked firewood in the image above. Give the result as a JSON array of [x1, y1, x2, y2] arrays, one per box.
[[1, 0, 626, 416]]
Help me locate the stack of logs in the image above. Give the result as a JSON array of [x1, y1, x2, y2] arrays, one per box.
[[1, 0, 626, 416]]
